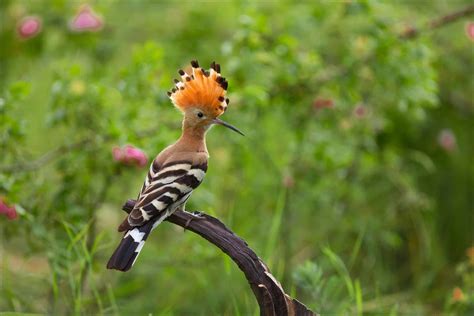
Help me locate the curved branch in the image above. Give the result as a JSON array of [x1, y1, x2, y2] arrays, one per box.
[[122, 199, 316, 316]]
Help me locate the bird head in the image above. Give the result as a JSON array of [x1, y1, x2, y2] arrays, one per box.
[[168, 60, 244, 136]]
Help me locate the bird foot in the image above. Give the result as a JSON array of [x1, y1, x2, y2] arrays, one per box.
[[184, 211, 205, 228]]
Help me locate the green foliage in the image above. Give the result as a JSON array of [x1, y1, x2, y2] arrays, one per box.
[[1, 0, 473, 315], [293, 247, 363, 314], [445, 250, 474, 315]]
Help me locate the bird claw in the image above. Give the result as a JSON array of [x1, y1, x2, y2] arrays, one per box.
[[184, 211, 205, 228]]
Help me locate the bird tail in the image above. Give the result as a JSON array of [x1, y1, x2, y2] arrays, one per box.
[[106, 220, 155, 272]]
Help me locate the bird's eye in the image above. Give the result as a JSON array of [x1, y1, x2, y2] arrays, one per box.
[[197, 112, 204, 118]]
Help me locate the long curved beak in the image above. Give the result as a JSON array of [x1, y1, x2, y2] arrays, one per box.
[[212, 118, 245, 136]]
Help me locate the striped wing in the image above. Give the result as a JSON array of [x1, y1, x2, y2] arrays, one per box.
[[126, 160, 208, 227]]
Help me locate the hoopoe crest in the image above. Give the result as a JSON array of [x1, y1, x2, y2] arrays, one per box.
[[107, 60, 243, 272], [170, 60, 228, 117]]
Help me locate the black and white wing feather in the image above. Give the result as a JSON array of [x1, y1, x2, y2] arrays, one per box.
[[107, 159, 207, 271], [122, 159, 208, 230]]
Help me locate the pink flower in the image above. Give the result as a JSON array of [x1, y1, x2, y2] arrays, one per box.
[[17, 16, 42, 39], [112, 145, 148, 168], [0, 198, 18, 220], [313, 98, 334, 110], [438, 129, 457, 152], [466, 22, 474, 41], [353, 104, 367, 119], [112, 146, 124, 162], [70, 5, 103, 32], [124, 145, 148, 167]]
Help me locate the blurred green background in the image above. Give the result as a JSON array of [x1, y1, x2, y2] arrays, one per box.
[[1, 0, 473, 315]]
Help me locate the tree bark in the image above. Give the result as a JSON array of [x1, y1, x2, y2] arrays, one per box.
[[122, 199, 316, 316]]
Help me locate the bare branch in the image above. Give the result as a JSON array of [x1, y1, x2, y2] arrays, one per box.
[[0, 123, 179, 174], [0, 138, 93, 173], [122, 199, 317, 316], [312, 5, 474, 87], [401, 4, 474, 39]]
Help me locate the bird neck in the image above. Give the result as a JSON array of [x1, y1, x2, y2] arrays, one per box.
[[177, 123, 208, 153]]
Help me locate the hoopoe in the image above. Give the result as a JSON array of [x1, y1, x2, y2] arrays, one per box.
[[107, 60, 243, 271]]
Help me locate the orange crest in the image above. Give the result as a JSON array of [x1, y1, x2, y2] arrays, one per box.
[[168, 60, 229, 118]]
